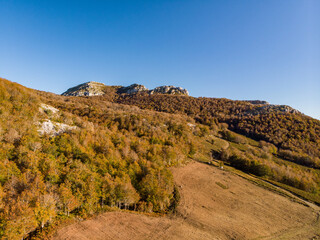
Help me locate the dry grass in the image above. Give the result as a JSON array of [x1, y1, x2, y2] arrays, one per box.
[[52, 161, 319, 240]]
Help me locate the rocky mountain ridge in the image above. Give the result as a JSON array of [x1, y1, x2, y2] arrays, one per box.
[[61, 81, 301, 116], [62, 81, 190, 96], [117, 84, 149, 94], [150, 85, 189, 95]]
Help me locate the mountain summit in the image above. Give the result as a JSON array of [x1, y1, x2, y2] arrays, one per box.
[[61, 81, 106, 96], [118, 84, 149, 94], [62, 82, 189, 96], [150, 85, 189, 95]]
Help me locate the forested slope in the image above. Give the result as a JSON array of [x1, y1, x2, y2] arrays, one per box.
[[111, 92, 320, 165], [0, 78, 203, 239], [0, 78, 319, 239]]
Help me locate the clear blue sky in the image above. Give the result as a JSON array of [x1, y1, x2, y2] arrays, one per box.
[[1, 0, 319, 119]]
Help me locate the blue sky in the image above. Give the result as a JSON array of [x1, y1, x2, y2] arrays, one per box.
[[0, 0, 319, 119]]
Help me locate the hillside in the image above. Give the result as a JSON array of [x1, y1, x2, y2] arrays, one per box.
[[62, 81, 320, 162], [0, 78, 319, 239], [0, 78, 211, 239], [112, 92, 320, 158], [53, 161, 320, 240]]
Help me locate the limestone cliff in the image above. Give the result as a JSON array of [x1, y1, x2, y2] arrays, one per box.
[[118, 84, 148, 94], [150, 86, 189, 96], [62, 81, 106, 96]]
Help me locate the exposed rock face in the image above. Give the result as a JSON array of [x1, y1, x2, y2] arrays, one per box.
[[62, 82, 189, 97], [37, 103, 77, 136], [119, 84, 189, 96], [118, 84, 148, 94], [62, 81, 106, 96], [39, 103, 59, 115], [245, 104, 300, 116], [150, 86, 189, 96], [263, 105, 300, 114], [37, 120, 77, 136]]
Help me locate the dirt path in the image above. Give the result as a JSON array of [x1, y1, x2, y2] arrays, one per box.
[[53, 161, 319, 240]]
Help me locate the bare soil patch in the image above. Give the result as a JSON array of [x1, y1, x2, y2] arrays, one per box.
[[53, 161, 319, 240]]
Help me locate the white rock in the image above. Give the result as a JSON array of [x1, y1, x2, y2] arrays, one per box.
[[62, 81, 106, 96], [118, 84, 148, 94], [150, 85, 189, 95], [39, 103, 59, 114], [37, 120, 77, 136]]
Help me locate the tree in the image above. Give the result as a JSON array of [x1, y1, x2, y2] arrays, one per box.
[[58, 182, 78, 216], [114, 175, 139, 210], [34, 194, 56, 229]]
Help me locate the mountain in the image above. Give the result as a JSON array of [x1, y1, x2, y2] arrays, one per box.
[[61, 81, 319, 160], [62, 82, 189, 96], [0, 77, 319, 239]]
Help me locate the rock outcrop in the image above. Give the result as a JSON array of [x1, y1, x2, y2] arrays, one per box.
[[150, 86, 189, 96], [62, 81, 106, 96], [118, 84, 189, 96], [37, 120, 77, 136], [39, 103, 60, 115], [261, 105, 300, 114], [37, 103, 77, 136], [245, 104, 300, 116], [118, 84, 148, 94], [62, 82, 189, 97]]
